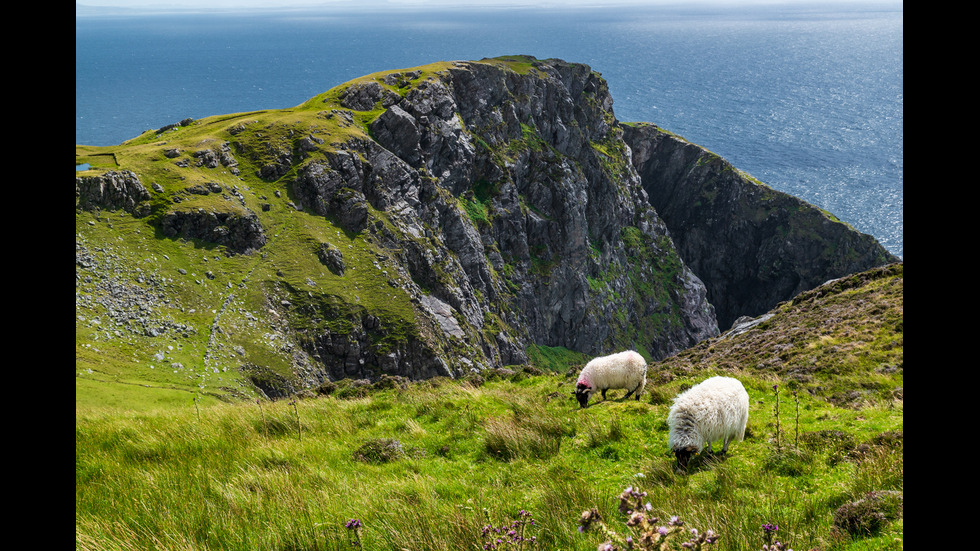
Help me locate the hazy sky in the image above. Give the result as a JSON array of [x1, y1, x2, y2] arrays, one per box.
[[80, 0, 901, 9]]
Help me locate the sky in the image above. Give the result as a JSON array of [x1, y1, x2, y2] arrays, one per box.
[[79, 0, 901, 9]]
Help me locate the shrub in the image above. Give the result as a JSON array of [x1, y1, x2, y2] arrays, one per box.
[[763, 447, 812, 476], [850, 430, 904, 461], [801, 429, 857, 466], [832, 490, 904, 536], [800, 430, 856, 454], [334, 379, 372, 399], [372, 374, 410, 390], [353, 438, 407, 464]]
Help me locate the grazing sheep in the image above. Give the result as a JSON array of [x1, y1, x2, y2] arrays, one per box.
[[667, 376, 749, 470], [574, 350, 647, 408]]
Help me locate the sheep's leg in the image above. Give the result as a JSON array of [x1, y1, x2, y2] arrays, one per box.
[[720, 437, 730, 455], [621, 382, 642, 401], [601, 388, 608, 401]]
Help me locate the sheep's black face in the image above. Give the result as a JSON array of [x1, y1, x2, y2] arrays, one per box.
[[674, 446, 698, 471], [575, 383, 592, 408]]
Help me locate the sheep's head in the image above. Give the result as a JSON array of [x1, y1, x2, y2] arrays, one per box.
[[575, 382, 593, 408], [674, 445, 699, 471]]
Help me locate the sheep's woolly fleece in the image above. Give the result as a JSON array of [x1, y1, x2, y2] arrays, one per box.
[[667, 376, 749, 454], [575, 350, 647, 406]]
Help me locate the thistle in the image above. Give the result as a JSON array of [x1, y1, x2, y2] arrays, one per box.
[[580, 487, 719, 550], [481, 508, 538, 549], [760, 522, 793, 551], [344, 518, 363, 547]]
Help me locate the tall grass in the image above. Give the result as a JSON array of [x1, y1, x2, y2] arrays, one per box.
[[76, 372, 902, 550]]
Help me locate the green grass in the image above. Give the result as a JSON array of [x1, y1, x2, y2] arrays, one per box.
[[76, 362, 902, 551], [77, 56, 902, 550], [525, 343, 590, 373]]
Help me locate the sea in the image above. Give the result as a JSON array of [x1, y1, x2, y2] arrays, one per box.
[[76, 2, 903, 259]]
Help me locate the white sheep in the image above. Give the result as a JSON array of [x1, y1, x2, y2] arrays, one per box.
[[667, 376, 749, 469], [574, 350, 647, 408]]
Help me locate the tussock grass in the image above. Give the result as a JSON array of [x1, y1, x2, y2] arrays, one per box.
[[77, 363, 902, 550]]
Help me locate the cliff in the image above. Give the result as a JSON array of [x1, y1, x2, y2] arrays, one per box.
[[75, 56, 896, 404], [622, 122, 900, 329]]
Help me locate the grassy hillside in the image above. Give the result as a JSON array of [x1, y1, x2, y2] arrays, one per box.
[[75, 56, 633, 411], [75, 60, 475, 411], [75, 264, 903, 550]]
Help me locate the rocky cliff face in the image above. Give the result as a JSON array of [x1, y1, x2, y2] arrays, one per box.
[[283, 58, 719, 382], [75, 56, 897, 401], [622, 122, 900, 330]]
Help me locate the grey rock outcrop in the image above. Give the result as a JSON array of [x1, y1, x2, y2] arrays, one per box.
[[159, 207, 267, 255], [76, 170, 151, 216], [339, 80, 400, 111], [316, 243, 345, 276], [369, 104, 423, 167]]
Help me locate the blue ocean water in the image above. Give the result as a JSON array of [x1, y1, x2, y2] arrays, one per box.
[[76, 3, 902, 258]]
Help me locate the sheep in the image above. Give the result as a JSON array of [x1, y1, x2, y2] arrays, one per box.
[[667, 376, 749, 470], [574, 350, 647, 408]]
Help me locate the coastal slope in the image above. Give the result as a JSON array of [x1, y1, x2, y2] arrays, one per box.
[[75, 56, 896, 406]]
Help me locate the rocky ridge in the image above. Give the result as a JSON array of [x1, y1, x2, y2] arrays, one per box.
[[75, 56, 897, 402]]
